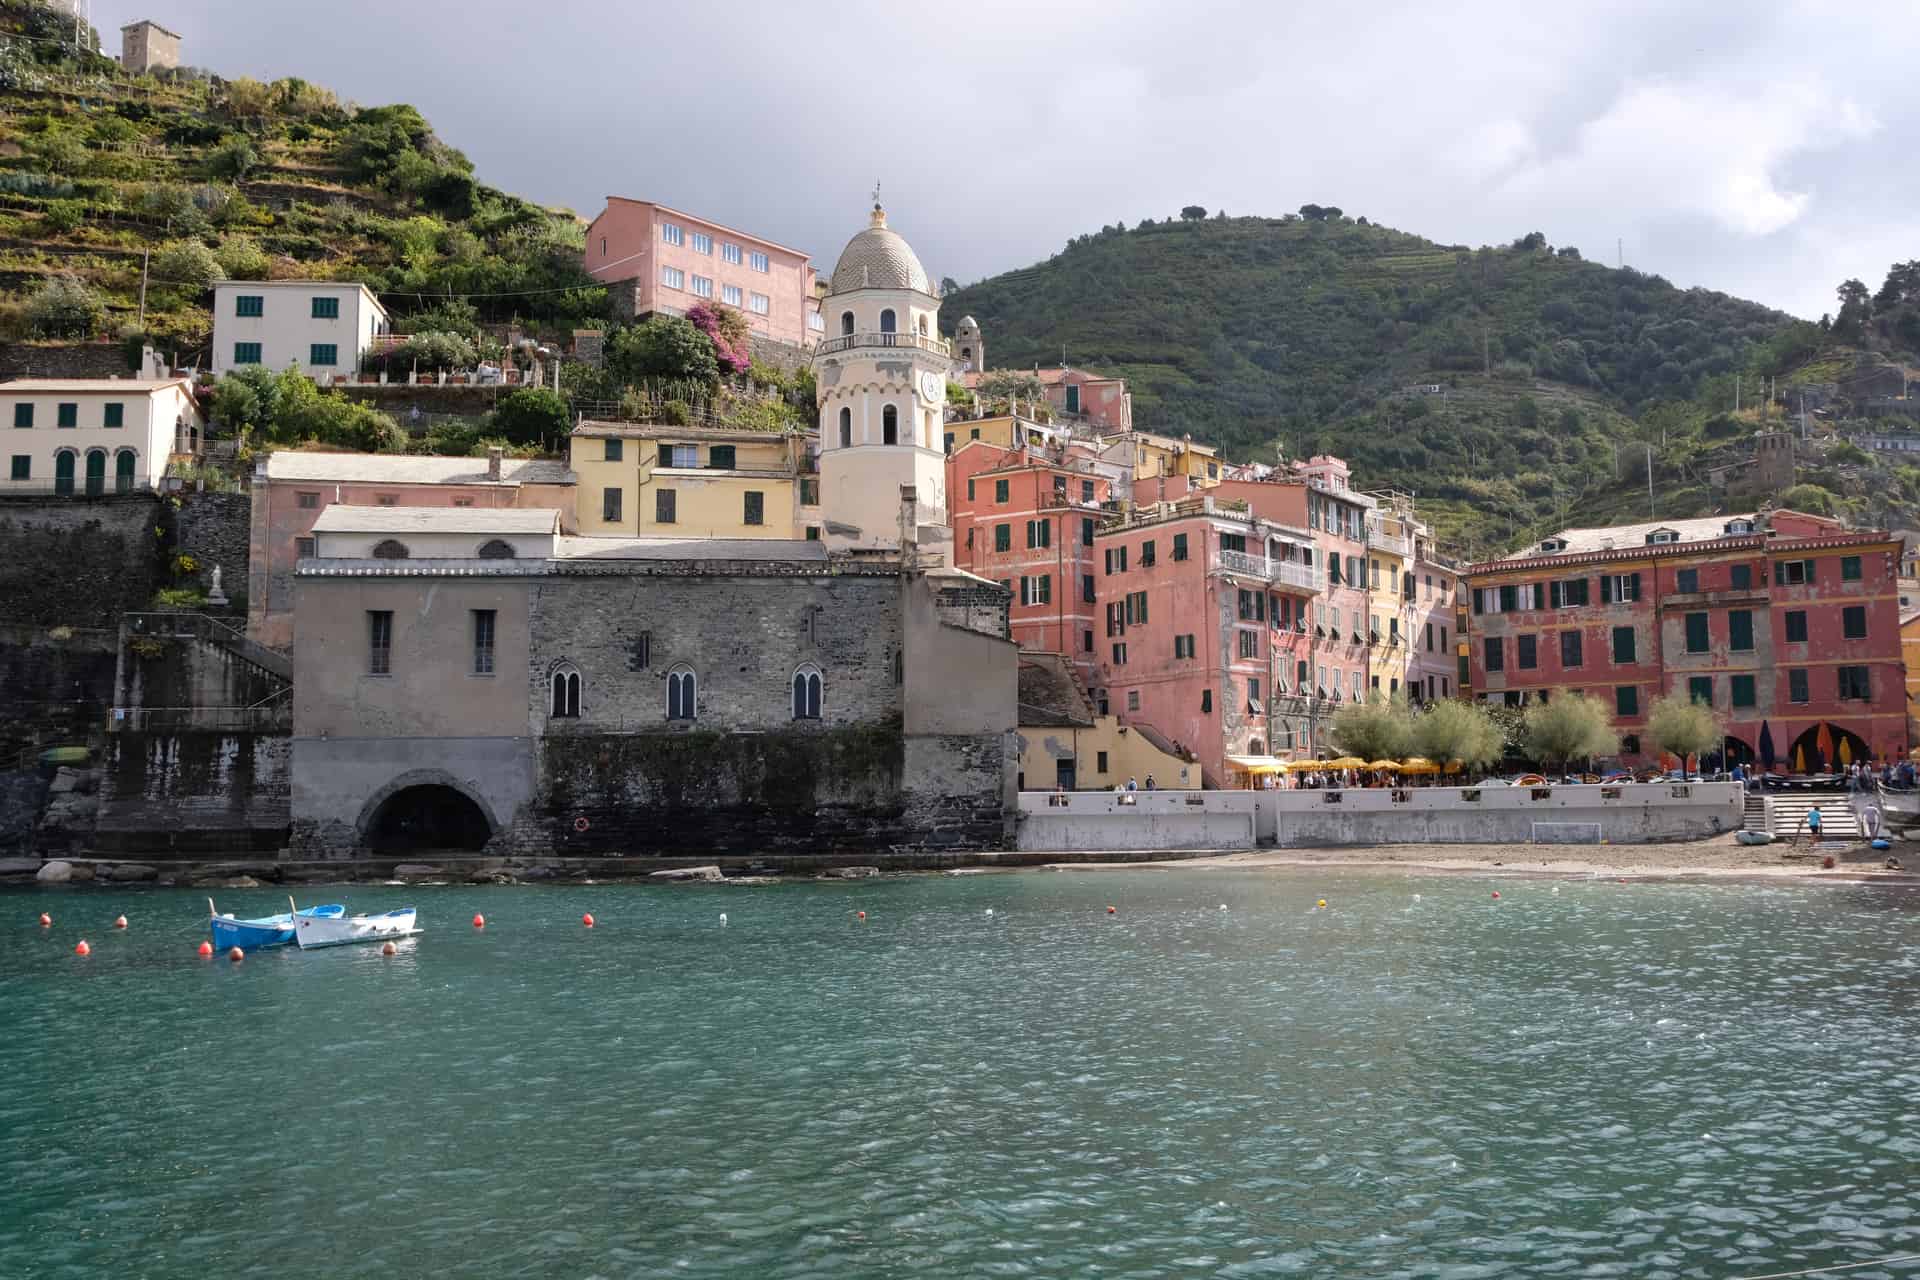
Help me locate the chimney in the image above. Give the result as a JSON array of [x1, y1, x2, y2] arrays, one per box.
[[487, 446, 504, 482]]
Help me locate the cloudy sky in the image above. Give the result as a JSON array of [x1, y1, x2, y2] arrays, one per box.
[[104, 0, 1917, 320]]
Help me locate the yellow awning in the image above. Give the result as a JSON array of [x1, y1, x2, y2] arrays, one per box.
[[1225, 754, 1287, 774], [1327, 757, 1367, 769], [1366, 760, 1400, 770]]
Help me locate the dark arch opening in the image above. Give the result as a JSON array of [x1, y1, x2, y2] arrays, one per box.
[[364, 784, 491, 853]]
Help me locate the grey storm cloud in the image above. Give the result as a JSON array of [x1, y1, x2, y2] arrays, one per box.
[[102, 0, 1920, 319]]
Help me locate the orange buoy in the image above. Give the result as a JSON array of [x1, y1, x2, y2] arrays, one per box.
[[1107, 905, 1117, 915], [1822, 854, 1836, 869], [113, 915, 128, 930], [74, 939, 90, 957], [228, 946, 244, 962], [38, 912, 51, 928], [582, 913, 595, 928], [381, 941, 397, 956], [857, 910, 866, 921], [472, 914, 485, 929], [196, 940, 213, 958]]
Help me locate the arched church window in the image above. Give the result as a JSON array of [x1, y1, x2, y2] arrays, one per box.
[[550, 665, 580, 718], [838, 407, 852, 449], [961, 346, 972, 360], [667, 665, 697, 721], [372, 539, 410, 559], [840, 311, 854, 336], [882, 405, 897, 446], [792, 664, 822, 720], [879, 309, 896, 334], [917, 315, 927, 335], [477, 539, 516, 559]]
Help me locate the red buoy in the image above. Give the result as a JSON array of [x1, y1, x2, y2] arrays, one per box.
[[857, 910, 866, 921], [1822, 854, 1836, 869], [38, 912, 51, 928], [1107, 905, 1117, 914], [196, 940, 213, 958], [472, 914, 485, 929], [582, 913, 595, 928], [228, 946, 244, 962], [1491, 891, 1500, 900], [381, 941, 397, 956], [113, 915, 128, 930], [74, 939, 90, 957]]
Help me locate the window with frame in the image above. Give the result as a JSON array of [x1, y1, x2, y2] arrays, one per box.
[[839, 408, 852, 449], [1730, 563, 1753, 590], [233, 343, 262, 365], [1730, 674, 1755, 708], [690, 231, 712, 254], [1080, 480, 1095, 503], [367, 611, 393, 675], [743, 491, 764, 526], [310, 343, 338, 367], [1140, 539, 1155, 567], [1560, 629, 1583, 668], [1684, 612, 1709, 653], [749, 251, 769, 272], [1082, 517, 1095, 545], [690, 275, 714, 299], [655, 489, 675, 524], [296, 491, 319, 509], [1838, 666, 1870, 701], [1599, 573, 1641, 602], [1083, 630, 1093, 653], [1247, 678, 1261, 712], [1082, 574, 1095, 603], [1675, 567, 1699, 593], [722, 242, 742, 264], [1688, 676, 1713, 706], [1172, 532, 1188, 561], [311, 296, 339, 319], [1729, 609, 1754, 651], [660, 266, 685, 289], [1841, 555, 1862, 581], [1781, 609, 1807, 642], [11, 403, 30, 428], [1025, 519, 1051, 548], [235, 295, 264, 317], [792, 665, 822, 720], [995, 478, 1009, 503], [1517, 634, 1537, 669], [1777, 559, 1814, 585], [1174, 634, 1194, 659], [662, 223, 684, 246], [1104, 545, 1127, 574], [472, 610, 495, 675], [1125, 590, 1149, 625], [1789, 668, 1809, 704], [1615, 685, 1638, 717], [1843, 605, 1867, 639], [1201, 688, 1212, 713], [749, 293, 770, 315], [103, 402, 123, 428], [994, 523, 1010, 552], [603, 487, 623, 522], [1220, 532, 1247, 555], [294, 535, 315, 557], [1238, 629, 1259, 659], [604, 438, 623, 462], [723, 284, 743, 306], [667, 666, 697, 720], [1483, 636, 1503, 672], [1019, 575, 1052, 606], [1111, 642, 1127, 665], [550, 666, 581, 718]]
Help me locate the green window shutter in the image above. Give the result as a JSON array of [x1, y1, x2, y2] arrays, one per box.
[[310, 344, 337, 366], [56, 403, 77, 428], [234, 343, 262, 365], [708, 445, 735, 469], [13, 403, 31, 428], [1684, 612, 1709, 653], [1615, 686, 1637, 717], [1688, 676, 1712, 705], [9, 455, 28, 480], [1841, 555, 1861, 581], [311, 296, 339, 319], [1728, 610, 1753, 650], [1731, 674, 1756, 707], [103, 402, 124, 428]]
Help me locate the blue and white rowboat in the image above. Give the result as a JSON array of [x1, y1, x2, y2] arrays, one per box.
[[208, 897, 345, 952], [292, 900, 419, 950]]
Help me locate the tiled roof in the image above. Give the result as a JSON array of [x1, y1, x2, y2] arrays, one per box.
[[0, 378, 192, 392], [1526, 514, 1758, 556], [311, 506, 561, 534], [572, 421, 798, 442], [264, 452, 574, 485]]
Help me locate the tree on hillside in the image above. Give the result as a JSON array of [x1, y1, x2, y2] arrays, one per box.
[[1180, 205, 1207, 221], [1514, 231, 1548, 251], [1409, 700, 1503, 773], [153, 240, 220, 292], [1645, 695, 1723, 770], [1329, 693, 1413, 762], [1834, 278, 1872, 341], [489, 388, 569, 448], [940, 276, 959, 297], [605, 315, 718, 385], [25, 273, 102, 337], [1520, 694, 1618, 773]]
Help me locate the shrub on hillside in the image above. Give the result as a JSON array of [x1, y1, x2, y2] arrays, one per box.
[[153, 240, 221, 292], [41, 200, 84, 234], [393, 330, 478, 372], [488, 388, 569, 448], [207, 136, 259, 180], [25, 273, 103, 337], [606, 315, 719, 385], [214, 235, 269, 280]]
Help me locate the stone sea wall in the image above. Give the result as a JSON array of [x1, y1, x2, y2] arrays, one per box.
[[94, 730, 291, 854]]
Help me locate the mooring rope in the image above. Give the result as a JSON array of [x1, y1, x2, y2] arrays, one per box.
[[1733, 1253, 1920, 1279]]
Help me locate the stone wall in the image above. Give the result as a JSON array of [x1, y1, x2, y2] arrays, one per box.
[[0, 341, 138, 381], [0, 623, 117, 760], [333, 384, 511, 419], [0, 494, 165, 628], [0, 769, 48, 855], [94, 731, 291, 854], [171, 490, 251, 603]]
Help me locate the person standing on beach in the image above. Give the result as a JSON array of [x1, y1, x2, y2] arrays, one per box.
[[1805, 805, 1823, 845]]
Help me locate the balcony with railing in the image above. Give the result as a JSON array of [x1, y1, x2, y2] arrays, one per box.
[[1214, 549, 1323, 594], [814, 331, 953, 358], [1366, 527, 1414, 559]]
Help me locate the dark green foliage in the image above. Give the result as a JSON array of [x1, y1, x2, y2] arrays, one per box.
[[489, 388, 569, 448], [606, 316, 719, 384]]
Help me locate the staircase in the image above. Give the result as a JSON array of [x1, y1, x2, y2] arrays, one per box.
[[126, 611, 290, 683], [1742, 793, 1769, 832], [1766, 790, 1863, 839]]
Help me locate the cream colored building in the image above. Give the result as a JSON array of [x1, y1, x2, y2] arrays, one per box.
[[813, 204, 952, 551], [309, 506, 562, 560], [211, 281, 389, 379], [568, 423, 813, 539], [0, 376, 202, 493], [120, 19, 180, 74]]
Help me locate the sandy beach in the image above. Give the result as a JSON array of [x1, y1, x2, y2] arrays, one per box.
[[1047, 832, 1920, 882]]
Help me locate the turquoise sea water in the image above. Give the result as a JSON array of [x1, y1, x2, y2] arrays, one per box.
[[4, 870, 1919, 1278]]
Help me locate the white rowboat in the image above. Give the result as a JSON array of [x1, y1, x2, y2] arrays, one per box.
[[291, 897, 419, 950]]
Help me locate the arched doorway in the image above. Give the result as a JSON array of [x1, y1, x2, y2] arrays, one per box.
[[363, 784, 492, 853], [1787, 722, 1871, 774], [83, 448, 106, 496], [1722, 734, 1755, 767]]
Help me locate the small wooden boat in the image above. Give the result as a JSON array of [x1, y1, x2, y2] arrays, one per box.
[[1874, 782, 1920, 831], [209, 897, 345, 953], [291, 898, 418, 950]]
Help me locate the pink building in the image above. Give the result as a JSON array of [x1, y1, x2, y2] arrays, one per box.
[[246, 450, 575, 650], [1296, 457, 1374, 711], [1407, 543, 1462, 705], [583, 198, 819, 348], [960, 364, 1134, 430]]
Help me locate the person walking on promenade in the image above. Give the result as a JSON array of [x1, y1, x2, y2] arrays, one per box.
[[1144, 774, 1157, 791]]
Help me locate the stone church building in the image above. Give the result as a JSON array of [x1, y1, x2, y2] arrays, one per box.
[[287, 209, 1018, 858]]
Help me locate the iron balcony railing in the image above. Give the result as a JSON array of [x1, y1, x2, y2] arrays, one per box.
[[1215, 549, 1323, 593], [814, 331, 953, 358], [1366, 528, 1414, 559]]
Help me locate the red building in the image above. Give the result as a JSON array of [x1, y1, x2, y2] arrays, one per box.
[[948, 439, 1112, 683], [1465, 511, 1909, 769]]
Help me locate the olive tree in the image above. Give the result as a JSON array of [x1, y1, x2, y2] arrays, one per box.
[[1645, 695, 1723, 769], [1329, 693, 1413, 762], [1410, 699, 1504, 774], [1519, 693, 1619, 773]]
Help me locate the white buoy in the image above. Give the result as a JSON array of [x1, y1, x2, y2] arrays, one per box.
[[1219, 904, 1228, 911], [1412, 893, 1421, 902], [985, 908, 994, 916], [719, 913, 728, 926], [1552, 886, 1561, 895]]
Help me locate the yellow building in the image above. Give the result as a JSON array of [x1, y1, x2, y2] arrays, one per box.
[[1903, 607, 1920, 733], [1015, 653, 1193, 789], [1364, 494, 1421, 695], [939, 413, 1067, 457], [1105, 429, 1221, 487], [569, 422, 815, 539]]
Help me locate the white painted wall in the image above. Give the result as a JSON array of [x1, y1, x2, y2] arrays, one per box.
[[313, 529, 556, 559], [211, 283, 386, 379], [1014, 790, 1259, 851], [0, 382, 201, 489]]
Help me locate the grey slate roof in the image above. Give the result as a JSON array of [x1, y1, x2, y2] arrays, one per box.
[[265, 452, 575, 485], [553, 535, 830, 561]]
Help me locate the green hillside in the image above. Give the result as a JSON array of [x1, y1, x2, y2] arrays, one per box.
[[942, 211, 1851, 555], [0, 1, 601, 357]]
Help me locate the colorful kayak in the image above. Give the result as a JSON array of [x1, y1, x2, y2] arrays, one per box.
[[208, 897, 345, 952]]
